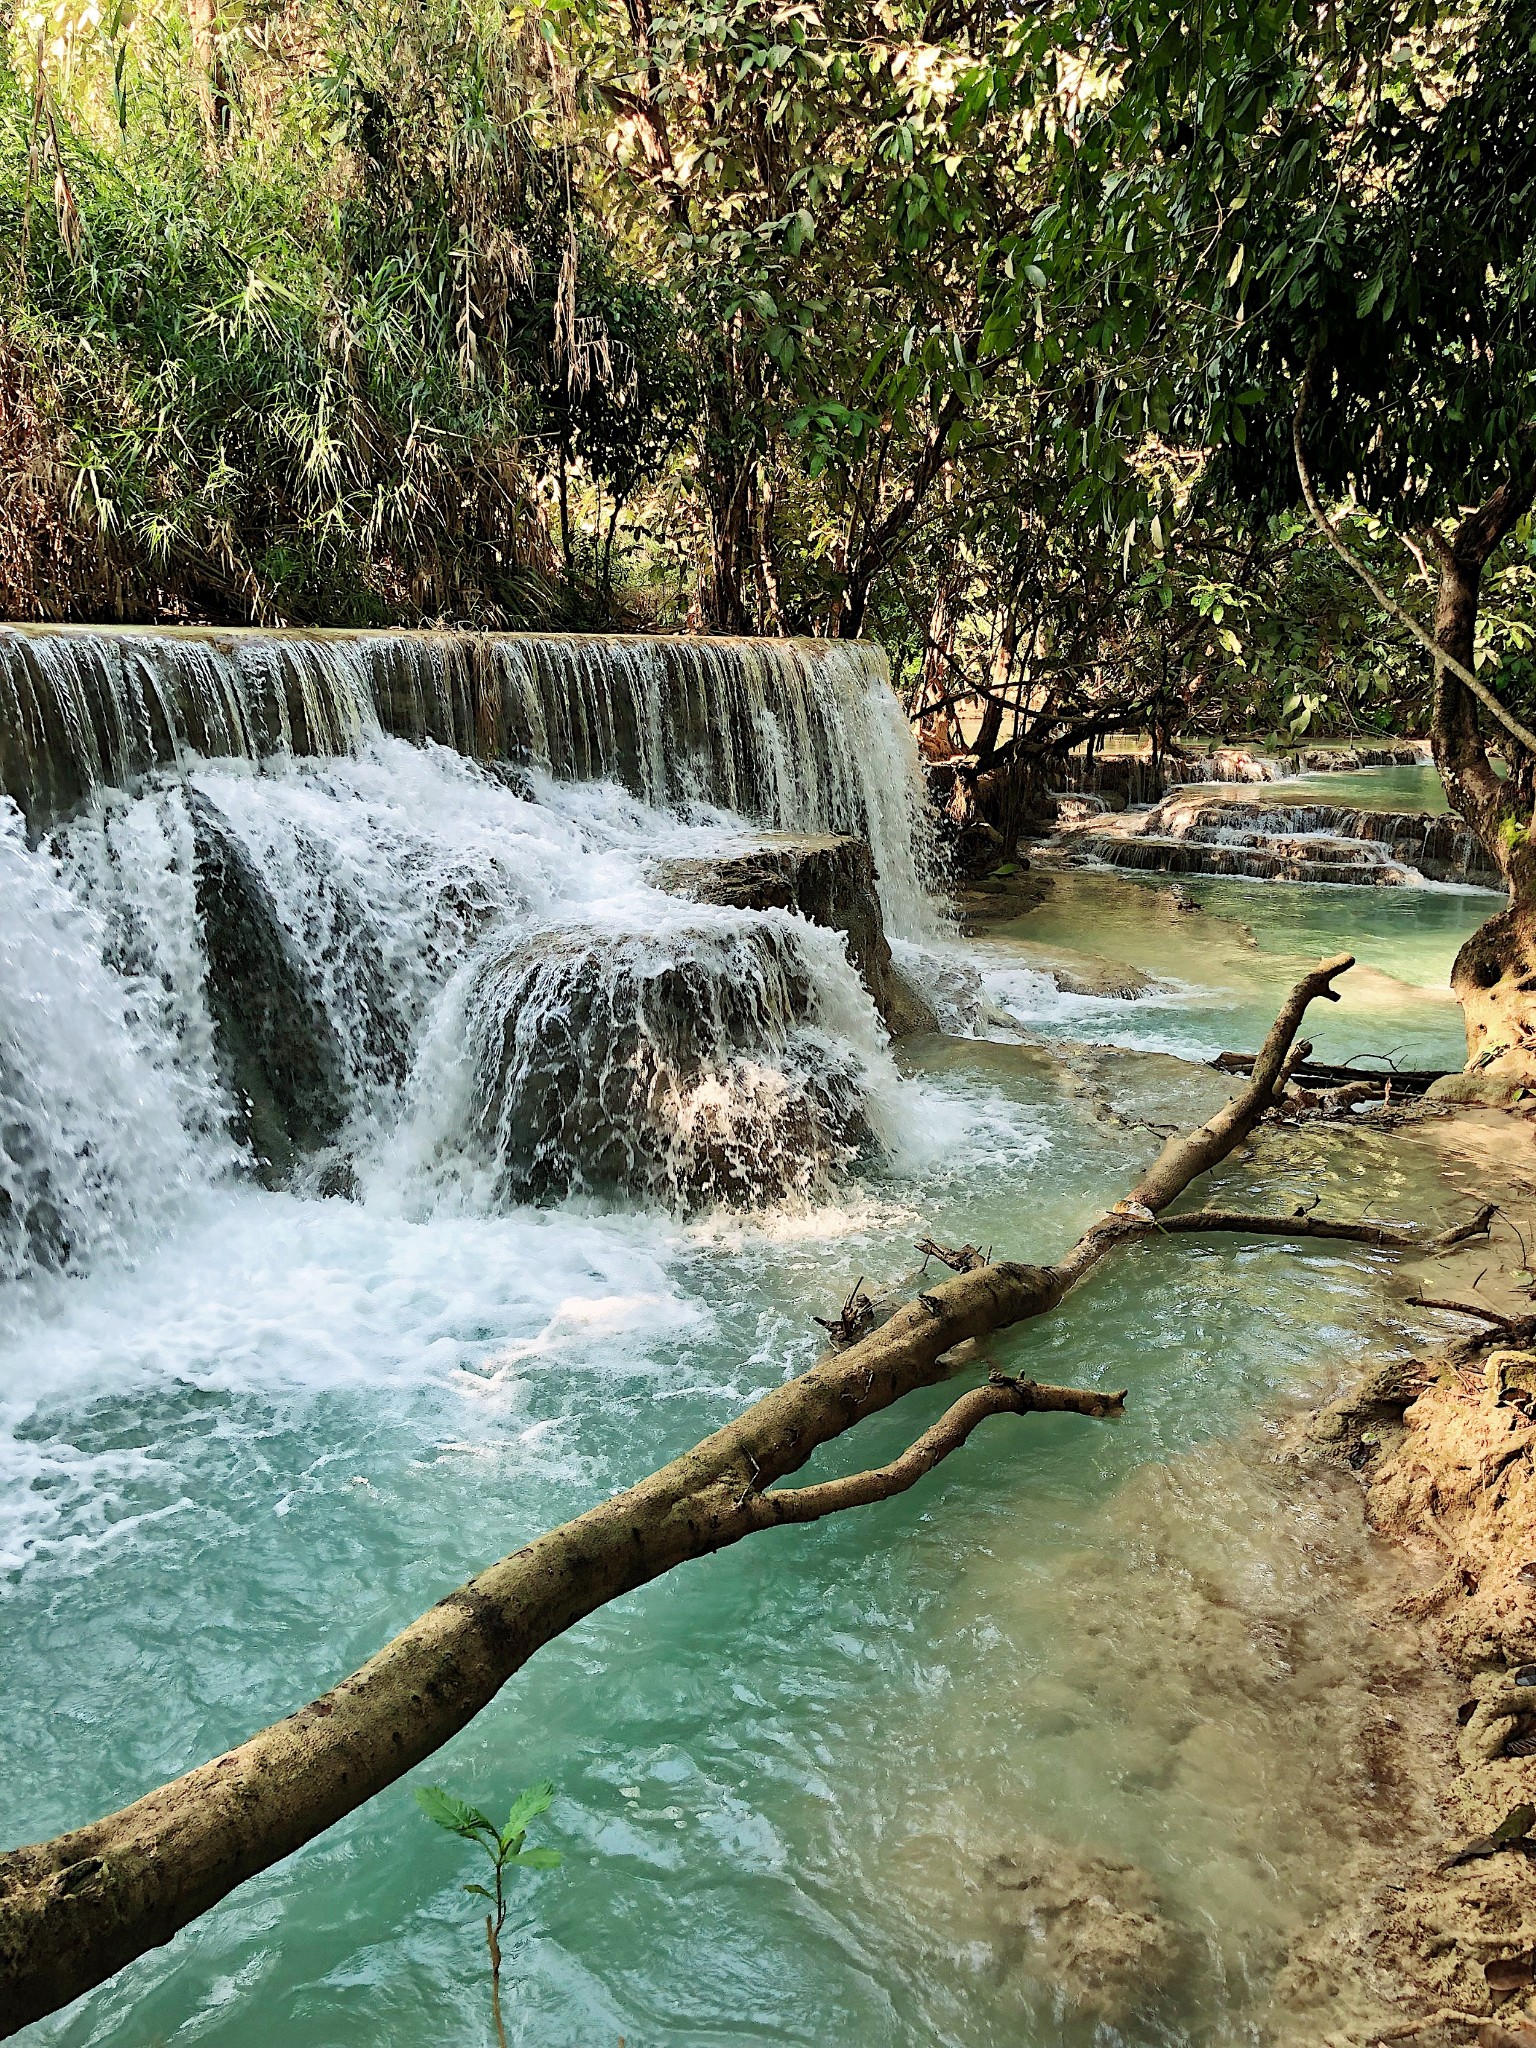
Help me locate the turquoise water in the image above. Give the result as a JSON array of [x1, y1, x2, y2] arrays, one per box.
[[969, 867, 1485, 1073], [1, 798, 1495, 2046], [1264, 764, 1450, 814]]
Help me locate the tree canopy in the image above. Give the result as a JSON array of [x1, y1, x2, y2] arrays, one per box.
[[0, 0, 1532, 804]]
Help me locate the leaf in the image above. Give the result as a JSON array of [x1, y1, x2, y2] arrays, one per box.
[[415, 1786, 494, 1840], [1486, 1949, 1536, 1996], [463, 1883, 494, 1901], [511, 1847, 563, 1870], [1493, 1803, 1535, 1843], [500, 1781, 556, 1850], [1442, 1804, 1536, 1867]]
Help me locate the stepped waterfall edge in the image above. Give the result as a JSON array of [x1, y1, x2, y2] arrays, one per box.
[[0, 624, 932, 935], [1, 626, 942, 1284]]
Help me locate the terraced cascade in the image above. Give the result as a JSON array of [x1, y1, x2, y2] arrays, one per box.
[[1046, 777, 1499, 888], [0, 642, 1511, 2048]]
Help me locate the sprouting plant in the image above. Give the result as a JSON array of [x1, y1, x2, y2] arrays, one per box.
[[415, 1780, 562, 2048]]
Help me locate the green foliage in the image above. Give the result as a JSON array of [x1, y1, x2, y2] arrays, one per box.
[[0, 0, 679, 623], [416, 1778, 561, 2048], [3, 0, 1531, 763], [415, 1776, 561, 1870]]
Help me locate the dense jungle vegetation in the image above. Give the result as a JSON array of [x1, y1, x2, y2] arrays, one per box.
[[0, 0, 1532, 777]]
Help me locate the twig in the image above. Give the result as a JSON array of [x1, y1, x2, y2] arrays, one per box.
[[813, 1279, 875, 1345], [1372, 2014, 1493, 2045], [1406, 1297, 1516, 1329], [914, 1238, 988, 1273]]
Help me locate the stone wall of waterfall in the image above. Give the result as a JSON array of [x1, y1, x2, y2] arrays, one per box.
[[0, 626, 934, 1290]]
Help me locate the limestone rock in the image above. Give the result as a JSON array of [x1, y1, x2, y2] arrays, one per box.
[[1427, 1072, 1531, 1108], [187, 789, 350, 1178], [651, 833, 938, 1036], [977, 1835, 1182, 2024], [464, 918, 875, 1208]]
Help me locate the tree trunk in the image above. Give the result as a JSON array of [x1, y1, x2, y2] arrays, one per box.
[[1429, 478, 1536, 1081], [189, 0, 230, 152]]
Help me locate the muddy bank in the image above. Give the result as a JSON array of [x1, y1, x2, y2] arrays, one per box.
[[1279, 1110, 1536, 2047]]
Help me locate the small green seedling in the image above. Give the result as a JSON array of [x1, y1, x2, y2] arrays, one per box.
[[416, 1781, 562, 2048]]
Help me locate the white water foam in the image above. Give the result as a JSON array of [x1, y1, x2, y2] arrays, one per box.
[[0, 802, 222, 1298]]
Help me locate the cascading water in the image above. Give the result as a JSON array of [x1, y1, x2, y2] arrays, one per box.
[[2, 745, 906, 1287], [0, 624, 933, 932], [0, 633, 1509, 2048], [0, 806, 220, 1286], [0, 622, 940, 1293]]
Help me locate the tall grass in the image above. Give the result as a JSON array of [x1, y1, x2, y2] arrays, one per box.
[[0, 0, 586, 624]]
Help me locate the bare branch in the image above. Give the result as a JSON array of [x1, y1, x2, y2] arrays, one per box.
[[751, 1376, 1125, 1526], [1149, 1202, 1496, 1252], [1404, 1297, 1517, 1328]]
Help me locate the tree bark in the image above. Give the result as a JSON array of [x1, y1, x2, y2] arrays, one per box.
[[0, 953, 1427, 2038], [189, 0, 230, 153], [1292, 355, 1536, 1079], [1430, 479, 1536, 1080]]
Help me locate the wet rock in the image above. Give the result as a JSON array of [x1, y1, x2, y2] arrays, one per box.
[[1427, 1073, 1533, 1108], [1306, 1359, 1432, 1463], [0, 1066, 74, 1274], [978, 1835, 1182, 2024], [187, 789, 350, 1178], [465, 918, 876, 1208], [1048, 957, 1155, 1000], [958, 866, 1055, 924], [1047, 789, 1496, 888], [651, 833, 938, 1037]]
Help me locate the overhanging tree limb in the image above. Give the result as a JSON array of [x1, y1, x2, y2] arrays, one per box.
[[1291, 353, 1536, 759], [4, 947, 1473, 2039]]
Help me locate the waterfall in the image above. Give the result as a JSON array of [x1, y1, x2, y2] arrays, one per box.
[[1, 619, 933, 1287], [1047, 789, 1498, 888], [0, 625, 932, 934], [0, 805, 225, 1287]]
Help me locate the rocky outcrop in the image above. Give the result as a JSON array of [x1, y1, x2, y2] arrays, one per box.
[[1047, 789, 1498, 888], [651, 833, 938, 1035], [1292, 741, 1433, 771], [976, 1835, 1182, 2025], [187, 791, 351, 1178], [461, 918, 874, 1208]]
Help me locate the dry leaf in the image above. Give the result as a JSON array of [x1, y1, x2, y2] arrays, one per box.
[[1485, 1950, 1536, 1996]]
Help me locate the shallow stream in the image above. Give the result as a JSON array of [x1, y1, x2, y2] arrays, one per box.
[[0, 728, 1501, 2046]]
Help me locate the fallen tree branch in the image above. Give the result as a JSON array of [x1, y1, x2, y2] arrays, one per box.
[[1211, 1050, 1451, 1093], [1150, 1202, 1497, 1252], [0, 951, 1359, 2034], [1405, 1296, 1516, 1328]]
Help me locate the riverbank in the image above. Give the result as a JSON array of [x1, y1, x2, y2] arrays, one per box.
[[1266, 1107, 1536, 2048]]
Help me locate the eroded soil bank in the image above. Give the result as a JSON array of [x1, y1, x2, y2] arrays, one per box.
[[1274, 1108, 1536, 2047]]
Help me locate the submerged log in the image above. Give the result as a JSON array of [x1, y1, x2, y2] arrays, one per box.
[[1211, 1050, 1454, 1095], [2, 948, 1478, 2036]]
